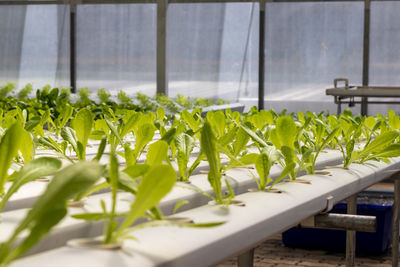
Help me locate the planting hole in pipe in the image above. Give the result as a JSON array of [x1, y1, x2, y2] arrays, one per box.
[[208, 199, 246, 207], [314, 171, 332, 176], [164, 216, 194, 224], [67, 238, 122, 250], [68, 200, 85, 208], [248, 188, 282, 194], [288, 179, 311, 184], [36, 178, 50, 182]]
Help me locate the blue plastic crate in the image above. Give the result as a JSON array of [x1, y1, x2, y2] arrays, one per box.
[[282, 191, 394, 253]]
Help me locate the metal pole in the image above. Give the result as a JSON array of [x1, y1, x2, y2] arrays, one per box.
[[238, 248, 255, 267], [70, 3, 77, 93], [346, 194, 357, 267], [157, 0, 168, 95], [361, 0, 370, 116], [392, 176, 400, 267], [258, 0, 265, 111]]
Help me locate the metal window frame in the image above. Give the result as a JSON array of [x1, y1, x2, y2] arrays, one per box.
[[0, 0, 381, 110]]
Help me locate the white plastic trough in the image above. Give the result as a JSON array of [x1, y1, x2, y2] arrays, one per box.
[[2, 142, 342, 212], [0, 150, 343, 256], [9, 157, 400, 267], [12, 159, 400, 267]]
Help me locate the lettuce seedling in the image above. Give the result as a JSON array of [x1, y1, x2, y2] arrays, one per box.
[[175, 133, 199, 182], [335, 115, 363, 168], [0, 123, 23, 195], [71, 108, 93, 160], [201, 121, 236, 205], [0, 157, 62, 212], [0, 161, 103, 265], [351, 130, 400, 164]]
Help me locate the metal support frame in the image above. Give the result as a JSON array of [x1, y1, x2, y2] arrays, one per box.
[[300, 213, 376, 232], [157, 0, 168, 95], [392, 175, 400, 267], [346, 194, 357, 267], [361, 0, 370, 116], [69, 1, 78, 93], [258, 0, 265, 111], [238, 248, 255, 267]]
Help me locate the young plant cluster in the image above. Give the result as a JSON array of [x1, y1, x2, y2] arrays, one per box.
[[0, 83, 229, 123], [0, 99, 400, 266]]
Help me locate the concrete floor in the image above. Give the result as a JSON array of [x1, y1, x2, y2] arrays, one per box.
[[217, 234, 393, 267], [217, 182, 396, 267]]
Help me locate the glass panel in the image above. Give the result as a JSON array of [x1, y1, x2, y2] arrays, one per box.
[[370, 2, 400, 86], [168, 3, 258, 102], [264, 2, 363, 113], [0, 5, 69, 89], [77, 4, 157, 95], [365, 1, 400, 114]]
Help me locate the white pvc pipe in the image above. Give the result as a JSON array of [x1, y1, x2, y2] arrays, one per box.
[[10, 157, 400, 267]]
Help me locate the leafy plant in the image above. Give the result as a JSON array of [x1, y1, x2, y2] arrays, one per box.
[[73, 161, 177, 244], [0, 157, 62, 212], [97, 88, 111, 103], [117, 90, 133, 105], [0, 123, 23, 195], [0, 82, 15, 98], [0, 161, 103, 265], [17, 83, 34, 99], [201, 121, 235, 205], [77, 87, 92, 106], [175, 133, 198, 182], [71, 108, 93, 160]]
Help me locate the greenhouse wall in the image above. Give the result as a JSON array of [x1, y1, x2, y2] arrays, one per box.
[[1, 1, 400, 114]]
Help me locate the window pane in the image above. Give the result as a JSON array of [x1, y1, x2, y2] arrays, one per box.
[[264, 2, 363, 112], [0, 5, 69, 89], [168, 3, 258, 102], [77, 4, 156, 95]]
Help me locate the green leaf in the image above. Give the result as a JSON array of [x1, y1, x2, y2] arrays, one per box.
[[59, 104, 73, 130], [133, 123, 155, 163], [201, 122, 223, 204], [20, 129, 33, 163], [175, 133, 195, 159], [281, 146, 297, 180], [240, 122, 268, 148], [105, 117, 122, 147], [1, 161, 103, 264], [161, 127, 177, 144], [115, 164, 176, 240], [147, 140, 169, 165], [232, 128, 250, 157], [173, 200, 189, 214], [218, 126, 238, 147], [269, 162, 296, 189], [123, 164, 150, 179], [124, 143, 135, 167], [157, 106, 165, 120], [61, 127, 78, 155], [0, 157, 62, 211], [207, 111, 225, 137], [120, 112, 139, 139], [255, 153, 272, 190], [270, 116, 297, 150], [181, 109, 201, 135], [24, 117, 40, 132], [92, 136, 107, 162], [388, 109, 400, 130], [72, 212, 126, 221], [360, 130, 399, 157], [105, 152, 119, 243], [371, 144, 400, 159], [177, 150, 189, 180], [0, 123, 23, 194]]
